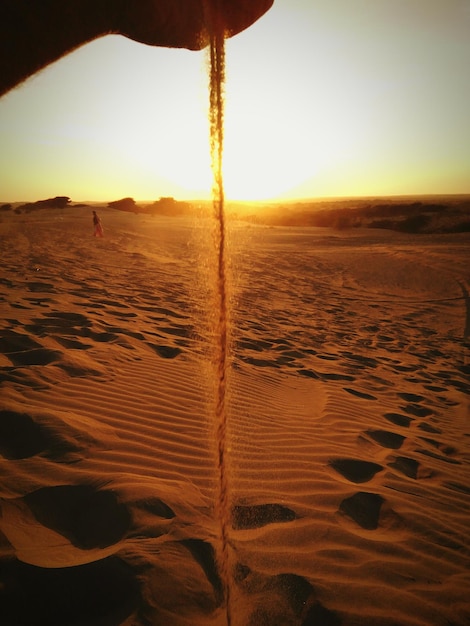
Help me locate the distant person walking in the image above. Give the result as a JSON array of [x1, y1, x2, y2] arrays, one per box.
[[92, 210, 104, 237]]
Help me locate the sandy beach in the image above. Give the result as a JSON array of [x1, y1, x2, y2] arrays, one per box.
[[0, 205, 469, 626]]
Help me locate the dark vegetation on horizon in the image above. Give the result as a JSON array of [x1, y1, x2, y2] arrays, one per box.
[[240, 196, 470, 234], [1, 196, 191, 218], [107, 196, 192, 216], [2, 196, 71, 213], [2, 195, 469, 234]]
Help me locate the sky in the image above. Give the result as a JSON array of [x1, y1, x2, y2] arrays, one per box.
[[0, 0, 469, 203]]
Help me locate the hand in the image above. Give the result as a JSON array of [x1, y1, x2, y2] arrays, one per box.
[[116, 0, 274, 50], [0, 0, 273, 95]]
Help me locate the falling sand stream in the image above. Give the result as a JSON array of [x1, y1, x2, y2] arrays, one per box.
[[205, 10, 232, 626]]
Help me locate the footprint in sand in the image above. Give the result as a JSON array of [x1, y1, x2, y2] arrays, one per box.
[[7, 347, 61, 366], [329, 459, 383, 484], [401, 403, 433, 418], [0, 330, 61, 366], [0, 329, 42, 352], [134, 497, 176, 519], [26, 281, 56, 293], [232, 503, 297, 530], [232, 504, 342, 626], [24, 312, 94, 350], [147, 343, 182, 359], [331, 453, 405, 531], [243, 356, 280, 368], [0, 556, 140, 626], [54, 336, 92, 350], [235, 567, 342, 626], [417, 422, 442, 434], [416, 448, 462, 465], [424, 384, 447, 393], [365, 430, 406, 450], [23, 485, 131, 549], [383, 412, 413, 427], [444, 481, 470, 496], [414, 438, 461, 468], [39, 311, 91, 328], [0, 410, 51, 460], [339, 491, 385, 530], [10, 301, 31, 310], [87, 330, 119, 343], [321, 372, 355, 382], [391, 363, 420, 373], [388, 450, 434, 480], [342, 351, 379, 370], [180, 539, 224, 605], [297, 368, 322, 379], [0, 410, 80, 461], [388, 455, 421, 479], [344, 387, 377, 401], [317, 353, 340, 361], [397, 392, 425, 403]]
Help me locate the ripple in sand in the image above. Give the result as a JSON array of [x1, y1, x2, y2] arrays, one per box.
[[24, 485, 131, 549]]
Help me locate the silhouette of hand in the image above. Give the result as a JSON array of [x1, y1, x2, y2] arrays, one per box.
[[0, 0, 273, 95], [116, 0, 273, 50]]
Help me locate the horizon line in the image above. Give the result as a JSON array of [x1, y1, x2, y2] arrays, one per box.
[[3, 191, 470, 206]]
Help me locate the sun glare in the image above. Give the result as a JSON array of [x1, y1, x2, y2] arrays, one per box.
[[0, 2, 468, 204], [221, 99, 323, 201]]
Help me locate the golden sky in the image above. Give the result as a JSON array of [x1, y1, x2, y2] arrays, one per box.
[[0, 0, 469, 203]]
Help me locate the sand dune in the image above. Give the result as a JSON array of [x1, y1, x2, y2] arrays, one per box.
[[0, 207, 469, 625]]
